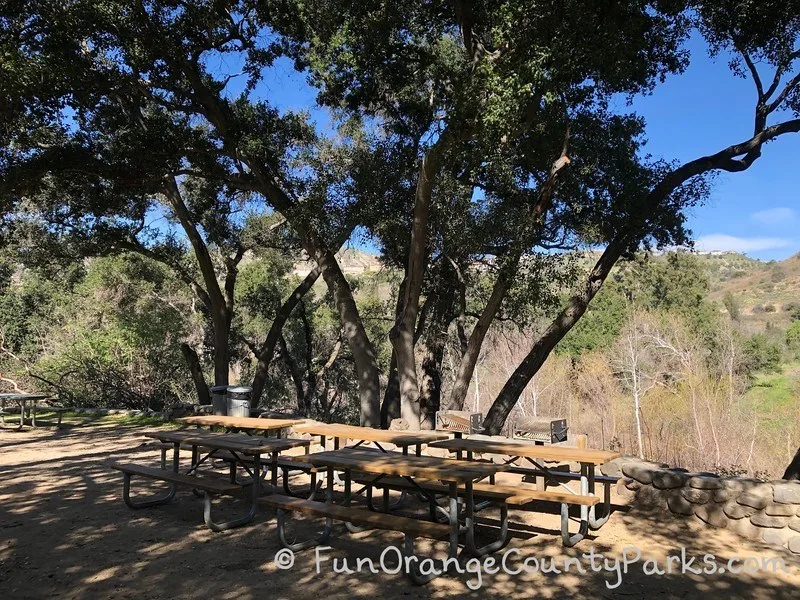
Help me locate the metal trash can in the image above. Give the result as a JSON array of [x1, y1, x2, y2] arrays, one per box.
[[210, 385, 229, 416], [226, 385, 253, 418]]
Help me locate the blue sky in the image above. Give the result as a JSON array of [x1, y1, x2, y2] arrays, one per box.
[[628, 35, 800, 261], [214, 33, 800, 262]]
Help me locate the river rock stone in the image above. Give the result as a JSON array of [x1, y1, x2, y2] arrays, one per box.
[[773, 482, 800, 504], [724, 502, 755, 519], [723, 477, 762, 493], [750, 512, 791, 528], [667, 494, 695, 516], [623, 463, 660, 484], [652, 470, 689, 489], [761, 529, 793, 548], [789, 536, 800, 555], [765, 503, 796, 517], [789, 517, 800, 533], [688, 476, 723, 490], [599, 459, 624, 478], [737, 485, 773, 509], [729, 517, 762, 540], [713, 489, 733, 502], [625, 478, 642, 491], [683, 488, 712, 504], [636, 485, 665, 507], [695, 505, 728, 528]]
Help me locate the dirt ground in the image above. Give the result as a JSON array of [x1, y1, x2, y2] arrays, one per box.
[[1, 416, 799, 599]]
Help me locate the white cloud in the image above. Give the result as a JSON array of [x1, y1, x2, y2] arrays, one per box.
[[693, 234, 793, 253], [751, 207, 797, 226]]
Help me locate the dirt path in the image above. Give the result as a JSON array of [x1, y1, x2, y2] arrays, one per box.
[[1, 418, 798, 599]]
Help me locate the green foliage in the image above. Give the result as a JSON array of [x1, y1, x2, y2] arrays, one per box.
[[742, 333, 783, 374], [558, 283, 628, 355], [559, 251, 719, 355], [0, 254, 193, 410], [722, 292, 741, 321], [787, 321, 800, 357]]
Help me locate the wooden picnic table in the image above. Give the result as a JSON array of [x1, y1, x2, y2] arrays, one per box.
[[429, 437, 620, 464], [144, 429, 311, 487], [176, 415, 305, 436], [300, 447, 507, 562], [122, 429, 311, 531], [0, 393, 49, 429], [429, 437, 621, 535], [294, 422, 450, 455]]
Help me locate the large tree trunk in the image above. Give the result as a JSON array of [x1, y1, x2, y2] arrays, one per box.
[[390, 149, 442, 430], [313, 243, 381, 427], [253, 181, 380, 425], [251, 266, 321, 406], [448, 269, 512, 410], [419, 339, 445, 430], [783, 447, 800, 480], [210, 308, 231, 387], [418, 275, 455, 428], [381, 274, 408, 427], [483, 239, 625, 434], [380, 352, 400, 427], [163, 178, 232, 386], [180, 343, 210, 405]]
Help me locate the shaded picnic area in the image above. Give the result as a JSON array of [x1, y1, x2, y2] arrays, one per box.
[[2, 414, 799, 599]]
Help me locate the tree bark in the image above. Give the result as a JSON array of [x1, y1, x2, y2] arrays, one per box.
[[419, 337, 445, 430], [381, 273, 408, 427], [483, 238, 625, 434], [278, 333, 307, 414], [163, 178, 231, 386], [180, 343, 210, 405], [380, 351, 400, 427], [389, 147, 443, 430], [250, 265, 321, 406], [783, 447, 800, 480], [312, 242, 381, 427]]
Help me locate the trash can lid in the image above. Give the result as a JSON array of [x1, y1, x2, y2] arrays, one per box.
[[210, 385, 230, 393], [227, 385, 253, 393]]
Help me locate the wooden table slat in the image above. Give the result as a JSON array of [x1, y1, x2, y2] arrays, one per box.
[[428, 438, 620, 464], [294, 423, 450, 447], [302, 448, 503, 482], [144, 430, 309, 454], [176, 415, 305, 430]]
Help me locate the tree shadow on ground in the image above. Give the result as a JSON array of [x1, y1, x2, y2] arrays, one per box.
[[0, 423, 798, 599]]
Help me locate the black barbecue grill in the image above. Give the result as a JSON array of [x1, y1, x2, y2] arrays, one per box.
[[513, 416, 568, 444], [434, 410, 483, 435]]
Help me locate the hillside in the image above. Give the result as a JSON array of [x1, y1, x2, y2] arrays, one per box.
[[705, 252, 800, 324]]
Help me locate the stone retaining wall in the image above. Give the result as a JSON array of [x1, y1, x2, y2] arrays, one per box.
[[601, 456, 800, 555]]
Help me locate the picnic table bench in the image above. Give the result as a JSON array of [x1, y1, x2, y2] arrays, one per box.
[[111, 421, 305, 531]]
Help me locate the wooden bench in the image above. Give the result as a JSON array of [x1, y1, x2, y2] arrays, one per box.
[[354, 475, 600, 548], [355, 475, 601, 507], [260, 494, 451, 539], [260, 494, 452, 584], [110, 462, 257, 532]]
